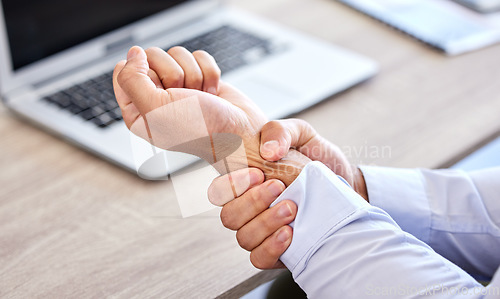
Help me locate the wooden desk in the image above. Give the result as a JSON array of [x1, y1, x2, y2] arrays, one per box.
[[1, 0, 500, 297]]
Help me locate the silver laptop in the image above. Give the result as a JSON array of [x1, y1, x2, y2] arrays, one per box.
[[0, 0, 377, 179]]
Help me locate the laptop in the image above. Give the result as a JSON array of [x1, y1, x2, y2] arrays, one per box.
[[0, 0, 377, 179]]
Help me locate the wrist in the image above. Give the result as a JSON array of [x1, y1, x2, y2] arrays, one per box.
[[250, 149, 310, 186], [221, 134, 310, 186], [246, 134, 310, 186], [353, 166, 369, 202]]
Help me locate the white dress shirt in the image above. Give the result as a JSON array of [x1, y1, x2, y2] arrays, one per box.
[[272, 162, 500, 298]]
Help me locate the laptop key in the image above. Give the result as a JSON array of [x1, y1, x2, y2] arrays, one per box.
[[177, 25, 273, 74], [109, 107, 123, 121], [92, 114, 115, 128], [79, 109, 97, 121], [91, 106, 106, 116], [46, 92, 72, 108], [67, 104, 85, 114]]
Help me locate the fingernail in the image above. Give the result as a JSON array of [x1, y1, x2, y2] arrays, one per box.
[[278, 143, 288, 157], [207, 87, 217, 95], [277, 202, 292, 218], [127, 47, 139, 60], [268, 181, 284, 197], [277, 229, 290, 243], [260, 140, 280, 159], [249, 169, 263, 186]]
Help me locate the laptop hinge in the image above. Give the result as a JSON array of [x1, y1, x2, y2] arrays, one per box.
[[106, 34, 135, 55]]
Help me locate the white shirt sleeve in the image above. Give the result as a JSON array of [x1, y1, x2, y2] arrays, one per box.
[[360, 166, 500, 279], [272, 162, 500, 298]]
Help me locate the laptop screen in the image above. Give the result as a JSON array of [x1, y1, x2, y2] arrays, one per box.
[[2, 0, 186, 70]]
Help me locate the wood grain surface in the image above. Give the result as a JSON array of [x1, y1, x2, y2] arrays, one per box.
[[1, 0, 500, 298]]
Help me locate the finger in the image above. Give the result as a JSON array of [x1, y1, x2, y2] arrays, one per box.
[[113, 60, 129, 107], [167, 46, 203, 90], [236, 200, 296, 251], [114, 58, 162, 100], [116, 46, 167, 115], [250, 225, 293, 269], [208, 168, 264, 207], [220, 179, 286, 230], [148, 68, 164, 89], [260, 119, 316, 161], [145, 47, 184, 89], [192, 50, 221, 95], [113, 60, 141, 129]]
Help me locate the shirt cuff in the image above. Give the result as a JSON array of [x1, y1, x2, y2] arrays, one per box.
[[359, 165, 431, 244], [271, 161, 370, 273]]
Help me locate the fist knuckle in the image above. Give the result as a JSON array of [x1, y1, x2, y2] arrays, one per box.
[[220, 208, 232, 230], [210, 65, 222, 78], [250, 252, 269, 270], [294, 118, 315, 133], [248, 188, 264, 211], [191, 72, 203, 87], [212, 65, 222, 79], [170, 69, 184, 86], [207, 183, 219, 206], [220, 208, 236, 230], [263, 120, 278, 129], [236, 230, 251, 251], [192, 49, 209, 57], [296, 118, 308, 128], [145, 47, 161, 56], [263, 242, 276, 258], [167, 46, 187, 55], [264, 120, 285, 133]]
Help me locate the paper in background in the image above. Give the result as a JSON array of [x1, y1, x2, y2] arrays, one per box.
[[339, 0, 500, 55]]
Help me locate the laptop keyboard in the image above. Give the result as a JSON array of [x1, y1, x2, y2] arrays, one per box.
[[43, 72, 119, 128], [179, 25, 274, 74], [42, 25, 275, 129]]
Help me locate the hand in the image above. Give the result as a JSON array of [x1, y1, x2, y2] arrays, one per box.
[[113, 46, 310, 184], [208, 167, 295, 269], [259, 119, 368, 201], [208, 119, 368, 269]]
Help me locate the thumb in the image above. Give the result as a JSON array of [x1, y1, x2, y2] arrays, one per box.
[[115, 46, 164, 115], [259, 119, 316, 161]]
